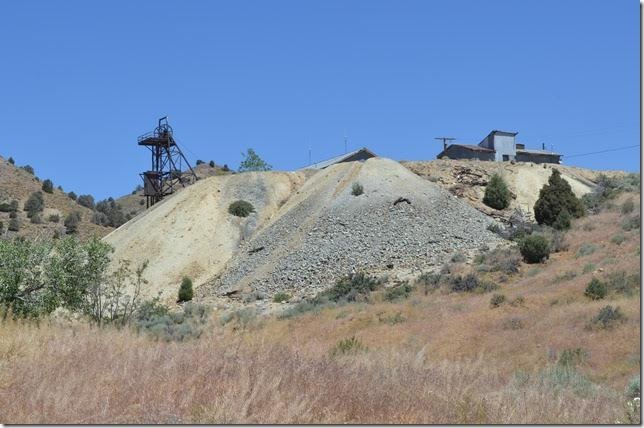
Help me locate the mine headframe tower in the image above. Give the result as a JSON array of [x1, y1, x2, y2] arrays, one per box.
[[138, 117, 197, 208]]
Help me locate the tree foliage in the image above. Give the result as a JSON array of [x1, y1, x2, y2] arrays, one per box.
[[77, 194, 95, 209], [238, 148, 272, 172], [64, 211, 82, 234], [41, 179, 54, 194], [178, 276, 193, 302], [519, 234, 550, 264], [534, 169, 584, 226], [23, 191, 44, 218], [483, 174, 511, 210]]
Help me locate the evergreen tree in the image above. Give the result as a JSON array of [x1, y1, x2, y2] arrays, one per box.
[[42, 179, 54, 194], [483, 174, 511, 210], [178, 276, 193, 302], [534, 169, 584, 226], [239, 149, 272, 172]]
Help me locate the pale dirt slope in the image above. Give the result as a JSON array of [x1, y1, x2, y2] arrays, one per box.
[[103, 171, 305, 301]]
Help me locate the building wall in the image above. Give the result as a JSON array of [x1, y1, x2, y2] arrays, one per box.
[[515, 152, 561, 164], [438, 146, 495, 161], [492, 134, 516, 161]]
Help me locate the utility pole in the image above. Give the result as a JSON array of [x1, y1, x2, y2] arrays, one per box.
[[434, 137, 456, 150], [344, 131, 348, 154]]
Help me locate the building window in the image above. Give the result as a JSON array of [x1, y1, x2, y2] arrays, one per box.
[[502, 155, 510, 161]]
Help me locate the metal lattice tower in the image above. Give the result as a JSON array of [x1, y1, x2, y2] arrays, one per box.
[[138, 117, 197, 208]]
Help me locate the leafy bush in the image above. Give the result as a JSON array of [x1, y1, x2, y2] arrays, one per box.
[[178, 276, 193, 302], [93, 197, 127, 227], [558, 347, 587, 368], [196, 159, 205, 165], [64, 211, 82, 234], [220, 307, 257, 329], [48, 214, 60, 223], [228, 200, 255, 217], [209, 160, 215, 168], [534, 169, 584, 226], [502, 317, 524, 330], [606, 271, 640, 297], [351, 182, 364, 196], [552, 209, 571, 231], [8, 218, 20, 232], [583, 174, 640, 214], [377, 311, 406, 325], [555, 271, 577, 283], [321, 272, 381, 303], [548, 230, 569, 253], [272, 292, 291, 303], [510, 296, 525, 307], [474, 246, 521, 274], [20, 165, 34, 175], [451, 252, 466, 263], [238, 148, 272, 172], [621, 215, 640, 231], [490, 293, 506, 308], [576, 243, 597, 258], [77, 194, 95, 209], [67, 191, 77, 201], [41, 179, 54, 194], [23, 191, 44, 218], [136, 303, 210, 341], [483, 173, 511, 210], [416, 272, 442, 295], [621, 198, 635, 214], [383, 282, 414, 301], [584, 278, 607, 300], [582, 263, 596, 274], [7, 157, 14, 164], [449, 273, 498, 293], [626, 375, 640, 400], [331, 337, 366, 356], [519, 234, 550, 264], [590, 305, 625, 329], [611, 233, 626, 245], [486, 222, 502, 235], [30, 213, 42, 224], [0, 200, 17, 213]]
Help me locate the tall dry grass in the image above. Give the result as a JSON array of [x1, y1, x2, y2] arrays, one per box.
[[0, 319, 623, 424]]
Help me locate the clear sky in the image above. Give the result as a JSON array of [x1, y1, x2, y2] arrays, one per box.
[[0, 0, 639, 200]]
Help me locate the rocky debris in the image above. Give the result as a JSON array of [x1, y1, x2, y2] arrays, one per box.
[[200, 158, 503, 300], [453, 166, 489, 186]]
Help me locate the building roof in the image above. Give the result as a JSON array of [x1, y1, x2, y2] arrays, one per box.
[[490, 130, 519, 137], [302, 147, 377, 170], [516, 148, 561, 156], [436, 144, 494, 158]]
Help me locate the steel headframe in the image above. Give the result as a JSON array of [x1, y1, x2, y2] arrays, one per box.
[[138, 117, 197, 208]]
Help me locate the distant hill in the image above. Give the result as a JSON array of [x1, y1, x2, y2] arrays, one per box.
[[0, 156, 112, 240]]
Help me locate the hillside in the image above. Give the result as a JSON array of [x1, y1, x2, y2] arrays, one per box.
[[0, 156, 112, 240]]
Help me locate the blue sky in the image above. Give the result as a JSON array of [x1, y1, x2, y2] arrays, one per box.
[[0, 0, 639, 200]]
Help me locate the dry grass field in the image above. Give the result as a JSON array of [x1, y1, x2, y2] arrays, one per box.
[[0, 193, 639, 424]]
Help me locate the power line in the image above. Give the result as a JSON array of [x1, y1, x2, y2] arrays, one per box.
[[565, 144, 640, 159]]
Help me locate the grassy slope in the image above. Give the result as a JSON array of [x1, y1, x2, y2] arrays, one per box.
[[0, 192, 639, 424]]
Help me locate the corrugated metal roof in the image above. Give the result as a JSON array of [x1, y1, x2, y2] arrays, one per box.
[[301, 147, 377, 170], [516, 149, 561, 156]]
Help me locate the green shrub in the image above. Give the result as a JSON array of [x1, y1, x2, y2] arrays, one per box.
[[621, 198, 635, 214], [510, 296, 525, 307], [77, 194, 95, 209], [0, 200, 17, 213], [68, 191, 77, 201], [576, 243, 597, 258], [8, 218, 20, 232], [474, 246, 521, 274], [24, 191, 44, 217], [228, 200, 255, 217], [272, 292, 291, 303], [606, 271, 640, 297], [554, 271, 577, 283], [330, 336, 366, 356], [136, 303, 210, 341], [552, 209, 571, 231], [483, 174, 511, 210], [611, 233, 626, 245], [557, 347, 587, 368], [209, 160, 215, 168], [621, 215, 640, 231], [377, 311, 406, 325], [590, 305, 625, 329], [487, 222, 503, 235], [584, 278, 607, 300], [534, 169, 584, 226], [41, 179, 54, 194], [178, 276, 193, 302], [502, 317, 524, 330], [451, 252, 466, 263], [449, 273, 498, 294], [48, 214, 60, 223], [220, 307, 258, 329], [64, 211, 82, 234], [30, 213, 42, 224], [20, 165, 34, 175], [196, 159, 205, 165], [519, 234, 550, 264], [490, 293, 506, 308], [7, 157, 14, 165], [582, 263, 596, 274], [321, 272, 381, 303], [383, 282, 414, 301], [626, 375, 640, 400], [416, 272, 442, 294], [238, 148, 272, 172], [351, 182, 364, 196]]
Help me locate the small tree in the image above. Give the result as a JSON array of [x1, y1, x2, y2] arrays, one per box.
[[519, 234, 550, 263], [209, 160, 215, 168], [24, 191, 44, 218], [20, 165, 34, 175], [585, 278, 607, 300], [77, 194, 95, 209], [68, 191, 77, 201], [8, 157, 14, 165], [483, 174, 511, 210], [534, 169, 584, 226], [8, 218, 20, 232], [196, 159, 205, 165], [178, 276, 194, 302], [552, 209, 572, 231], [30, 213, 42, 224], [64, 211, 82, 234], [41, 179, 54, 194], [239, 149, 272, 172]]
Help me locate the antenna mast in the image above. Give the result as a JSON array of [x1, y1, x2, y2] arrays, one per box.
[[434, 136, 456, 150], [137, 117, 198, 208]]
